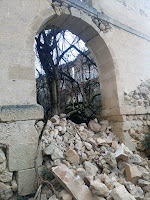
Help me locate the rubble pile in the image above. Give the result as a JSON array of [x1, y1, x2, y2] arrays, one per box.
[[0, 148, 17, 200], [35, 115, 150, 200]]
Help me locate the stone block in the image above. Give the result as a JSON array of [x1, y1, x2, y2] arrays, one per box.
[[8, 143, 42, 171], [125, 164, 142, 184], [114, 143, 130, 161], [17, 167, 43, 196], [111, 184, 136, 200], [122, 122, 132, 131], [0, 104, 44, 122], [123, 132, 137, 151], [52, 164, 93, 200], [0, 120, 39, 145]]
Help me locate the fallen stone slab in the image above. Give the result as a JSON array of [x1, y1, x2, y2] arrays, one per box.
[[52, 164, 93, 200], [111, 184, 136, 200], [114, 143, 132, 161], [125, 163, 142, 184]]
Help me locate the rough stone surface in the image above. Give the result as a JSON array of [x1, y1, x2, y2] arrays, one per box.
[[90, 180, 109, 197], [84, 161, 98, 176], [52, 164, 93, 200], [111, 184, 136, 200], [8, 143, 42, 171], [17, 167, 43, 196], [0, 182, 13, 200], [88, 120, 101, 133], [0, 149, 6, 163], [66, 150, 80, 165], [59, 190, 72, 200], [125, 163, 142, 184]]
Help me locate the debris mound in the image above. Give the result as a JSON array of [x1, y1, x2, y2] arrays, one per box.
[[34, 115, 150, 200]]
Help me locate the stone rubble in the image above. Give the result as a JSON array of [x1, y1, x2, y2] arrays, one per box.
[[0, 114, 149, 199], [0, 148, 16, 200], [33, 115, 150, 200]]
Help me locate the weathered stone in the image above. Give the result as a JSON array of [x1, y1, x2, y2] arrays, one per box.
[[51, 148, 64, 160], [66, 150, 80, 165], [0, 161, 6, 173], [142, 172, 150, 181], [128, 154, 142, 164], [125, 164, 142, 184], [84, 161, 98, 176], [138, 179, 150, 187], [84, 142, 93, 150], [88, 120, 101, 133], [76, 168, 86, 179], [17, 167, 43, 196], [8, 143, 42, 171], [93, 197, 105, 200], [125, 181, 144, 199], [0, 168, 13, 182], [90, 180, 109, 197], [11, 180, 18, 192], [59, 190, 72, 200], [43, 143, 56, 155], [111, 184, 136, 200], [100, 120, 109, 132], [50, 115, 60, 125], [0, 182, 13, 200], [104, 152, 117, 168], [0, 149, 6, 163], [99, 23, 105, 31], [52, 164, 93, 200], [96, 138, 106, 145], [49, 195, 59, 200], [75, 141, 83, 151], [115, 143, 132, 161]]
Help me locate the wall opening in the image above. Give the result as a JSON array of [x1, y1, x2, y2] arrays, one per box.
[[35, 8, 120, 119], [35, 28, 101, 124]]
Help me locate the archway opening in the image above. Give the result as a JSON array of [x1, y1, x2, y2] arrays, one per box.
[[34, 8, 120, 121], [35, 28, 102, 124]]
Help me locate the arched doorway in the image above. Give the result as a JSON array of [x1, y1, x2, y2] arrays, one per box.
[[33, 3, 120, 118]]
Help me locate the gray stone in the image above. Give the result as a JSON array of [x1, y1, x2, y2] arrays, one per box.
[[84, 161, 98, 176], [90, 180, 109, 197], [88, 120, 101, 133], [17, 167, 43, 196], [0, 149, 6, 163], [51, 148, 64, 160], [0, 161, 6, 173], [0, 182, 13, 200], [0, 104, 44, 122], [66, 150, 80, 165], [111, 184, 136, 200], [0, 168, 13, 183], [8, 143, 42, 171]]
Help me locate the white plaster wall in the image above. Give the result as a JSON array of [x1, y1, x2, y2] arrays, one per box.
[[93, 0, 150, 36]]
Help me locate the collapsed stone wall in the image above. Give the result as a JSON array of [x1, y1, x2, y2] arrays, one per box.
[[31, 115, 150, 200], [0, 146, 16, 199], [124, 79, 150, 107], [122, 114, 150, 155]]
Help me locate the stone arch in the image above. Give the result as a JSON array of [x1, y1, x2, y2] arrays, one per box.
[[29, 3, 120, 117]]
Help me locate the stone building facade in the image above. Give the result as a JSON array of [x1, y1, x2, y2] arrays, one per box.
[[0, 0, 150, 197]]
